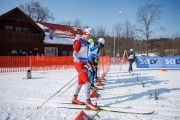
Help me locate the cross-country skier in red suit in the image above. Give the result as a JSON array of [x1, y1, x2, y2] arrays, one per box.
[[72, 28, 99, 110]]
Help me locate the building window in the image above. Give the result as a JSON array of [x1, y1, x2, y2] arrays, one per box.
[[62, 51, 68, 56], [23, 28, 29, 32], [10, 50, 28, 56], [10, 50, 17, 56], [69, 51, 73, 56], [16, 27, 21, 32], [4, 26, 13, 31], [44, 47, 57, 56], [44, 28, 50, 32]]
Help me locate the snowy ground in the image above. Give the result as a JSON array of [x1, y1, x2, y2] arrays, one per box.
[[0, 64, 180, 120]]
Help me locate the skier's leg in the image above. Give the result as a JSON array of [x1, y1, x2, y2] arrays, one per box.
[[72, 79, 84, 105], [85, 82, 99, 110], [72, 62, 89, 105], [85, 82, 91, 100], [91, 68, 96, 88], [88, 69, 92, 83], [94, 67, 97, 79], [128, 62, 131, 72], [74, 84, 82, 96], [130, 61, 133, 71]]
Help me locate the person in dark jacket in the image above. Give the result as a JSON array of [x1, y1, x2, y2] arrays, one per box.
[[128, 49, 136, 72]]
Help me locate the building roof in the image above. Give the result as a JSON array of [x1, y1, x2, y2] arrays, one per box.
[[0, 7, 83, 45], [37, 22, 83, 45], [0, 7, 44, 34], [37, 22, 82, 38], [43, 34, 74, 45]]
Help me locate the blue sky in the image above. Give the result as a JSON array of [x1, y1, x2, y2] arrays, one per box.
[[0, 0, 180, 38]]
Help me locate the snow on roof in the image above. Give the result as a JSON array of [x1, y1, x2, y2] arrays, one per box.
[[44, 34, 74, 45], [36, 22, 83, 45]]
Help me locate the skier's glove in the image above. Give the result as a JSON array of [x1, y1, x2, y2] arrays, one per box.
[[83, 62, 93, 72], [78, 61, 84, 66], [98, 43, 104, 49], [94, 58, 99, 64]]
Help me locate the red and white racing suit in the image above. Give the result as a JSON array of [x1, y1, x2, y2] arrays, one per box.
[[73, 37, 90, 85]]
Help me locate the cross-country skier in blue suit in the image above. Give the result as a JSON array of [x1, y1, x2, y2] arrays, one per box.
[[87, 38, 105, 89]]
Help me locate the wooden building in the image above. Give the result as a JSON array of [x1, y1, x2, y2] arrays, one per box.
[[0, 7, 83, 56], [0, 7, 44, 56]]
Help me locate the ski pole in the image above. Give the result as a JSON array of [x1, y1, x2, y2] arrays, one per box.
[[58, 80, 77, 97], [58, 66, 93, 97], [37, 70, 84, 109]]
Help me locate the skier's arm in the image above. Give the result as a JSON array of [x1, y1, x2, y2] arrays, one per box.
[[73, 40, 81, 62], [73, 51, 80, 62], [89, 42, 98, 52]]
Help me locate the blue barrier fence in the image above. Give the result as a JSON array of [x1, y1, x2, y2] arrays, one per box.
[[136, 56, 180, 68]]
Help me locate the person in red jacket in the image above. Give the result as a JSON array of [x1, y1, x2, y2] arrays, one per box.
[[72, 28, 99, 110]]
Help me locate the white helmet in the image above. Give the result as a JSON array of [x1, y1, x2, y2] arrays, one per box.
[[83, 28, 93, 36], [98, 38, 105, 45], [130, 49, 133, 52]]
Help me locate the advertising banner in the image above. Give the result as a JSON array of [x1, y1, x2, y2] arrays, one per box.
[[136, 56, 180, 68]]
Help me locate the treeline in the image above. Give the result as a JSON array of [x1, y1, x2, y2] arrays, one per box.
[[99, 36, 180, 57], [150, 38, 180, 56], [19, 1, 180, 57]]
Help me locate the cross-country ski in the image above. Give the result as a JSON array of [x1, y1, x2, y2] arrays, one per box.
[[57, 106, 155, 115], [57, 102, 132, 109]]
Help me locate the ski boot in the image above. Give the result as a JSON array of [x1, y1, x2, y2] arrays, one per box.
[[72, 96, 84, 105], [86, 101, 99, 110]]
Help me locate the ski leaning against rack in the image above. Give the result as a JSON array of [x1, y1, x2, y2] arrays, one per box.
[[57, 106, 155, 115]]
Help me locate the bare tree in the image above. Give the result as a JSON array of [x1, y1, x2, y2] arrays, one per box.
[[73, 19, 82, 28], [174, 38, 180, 55], [123, 21, 139, 52], [19, 1, 54, 22], [61, 21, 73, 26], [95, 26, 106, 38], [124, 21, 136, 39], [136, 4, 161, 56], [114, 23, 123, 38], [113, 23, 123, 57]]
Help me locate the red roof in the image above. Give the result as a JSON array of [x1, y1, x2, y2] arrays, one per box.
[[37, 22, 83, 38]]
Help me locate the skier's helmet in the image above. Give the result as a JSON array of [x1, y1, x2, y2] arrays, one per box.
[[130, 49, 133, 52], [83, 28, 93, 36], [98, 38, 105, 45]]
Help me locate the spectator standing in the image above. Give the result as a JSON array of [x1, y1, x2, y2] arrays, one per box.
[[128, 49, 136, 73]]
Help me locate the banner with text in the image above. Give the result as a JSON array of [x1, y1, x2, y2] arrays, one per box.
[[136, 56, 180, 68]]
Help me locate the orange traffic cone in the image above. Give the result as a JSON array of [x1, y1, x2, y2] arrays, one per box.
[[100, 76, 105, 80], [74, 110, 90, 120], [102, 72, 106, 77], [162, 68, 167, 72], [90, 90, 99, 98]]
